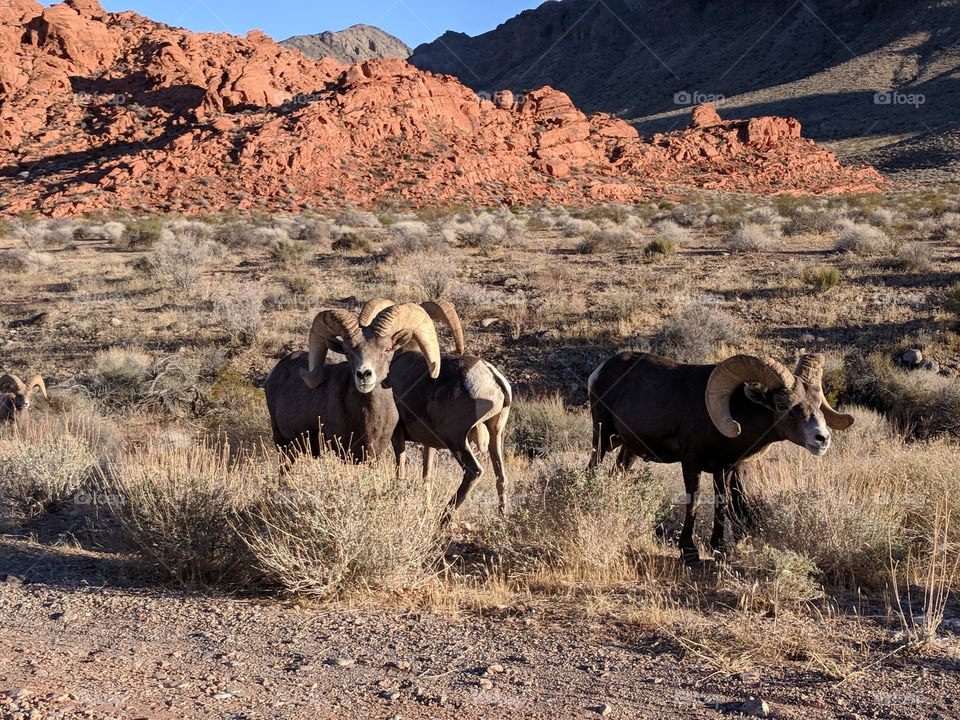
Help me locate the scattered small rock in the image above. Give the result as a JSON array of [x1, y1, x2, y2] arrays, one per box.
[[212, 691, 234, 700], [109, 317, 123, 327], [485, 663, 505, 674], [380, 690, 400, 701], [480, 317, 500, 328], [325, 657, 355, 668], [4, 575, 24, 586], [595, 703, 613, 716], [901, 348, 923, 366], [739, 698, 771, 717], [478, 678, 493, 690]]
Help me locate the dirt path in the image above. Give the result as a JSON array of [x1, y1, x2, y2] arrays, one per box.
[[1, 539, 958, 720]]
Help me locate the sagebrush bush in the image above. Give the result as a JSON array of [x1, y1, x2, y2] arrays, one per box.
[[0, 425, 98, 515], [728, 541, 824, 613], [387, 221, 443, 256], [444, 210, 526, 249], [205, 367, 271, 450], [139, 233, 220, 289], [653, 305, 744, 363], [644, 236, 677, 256], [834, 219, 895, 256], [576, 225, 637, 254], [510, 396, 591, 457], [121, 218, 166, 248], [101, 443, 263, 584], [783, 210, 836, 236], [500, 461, 664, 581], [724, 223, 779, 251], [93, 348, 154, 399], [336, 209, 381, 228], [652, 220, 691, 247], [331, 229, 374, 253], [244, 456, 441, 598], [267, 237, 311, 268], [211, 281, 265, 345]]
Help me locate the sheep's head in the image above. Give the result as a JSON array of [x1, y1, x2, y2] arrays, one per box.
[[705, 354, 854, 455], [359, 297, 465, 354], [300, 305, 440, 394], [0, 374, 47, 425]]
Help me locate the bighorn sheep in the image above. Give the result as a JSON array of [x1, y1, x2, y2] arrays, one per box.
[[264, 304, 440, 464], [587, 352, 854, 562], [0, 374, 47, 428], [359, 298, 513, 516]]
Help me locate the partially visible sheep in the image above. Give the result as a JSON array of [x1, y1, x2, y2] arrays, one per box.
[[0, 373, 47, 428]]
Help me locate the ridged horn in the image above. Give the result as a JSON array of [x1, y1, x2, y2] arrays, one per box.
[[795, 353, 824, 387], [0, 374, 24, 392], [26, 375, 46, 399], [299, 309, 361, 389], [706, 355, 795, 438], [369, 303, 441, 378], [421, 300, 465, 354], [358, 297, 396, 327], [821, 397, 855, 430]]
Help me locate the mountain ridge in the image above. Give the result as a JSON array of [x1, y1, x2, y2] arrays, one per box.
[[280, 23, 411, 64]]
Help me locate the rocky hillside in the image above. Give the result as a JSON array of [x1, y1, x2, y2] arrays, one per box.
[[0, 0, 883, 217], [409, 0, 960, 178], [280, 24, 410, 64]]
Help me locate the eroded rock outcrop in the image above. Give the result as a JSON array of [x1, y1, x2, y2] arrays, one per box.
[[0, 2, 885, 216]]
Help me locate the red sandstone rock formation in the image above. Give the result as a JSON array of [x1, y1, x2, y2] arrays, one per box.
[[0, 1, 885, 217]]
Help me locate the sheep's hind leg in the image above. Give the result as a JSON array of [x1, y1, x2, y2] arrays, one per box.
[[442, 446, 484, 524], [710, 470, 729, 555]]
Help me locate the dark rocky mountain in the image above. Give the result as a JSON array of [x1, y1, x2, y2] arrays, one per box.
[[281, 24, 410, 64], [410, 0, 960, 179]]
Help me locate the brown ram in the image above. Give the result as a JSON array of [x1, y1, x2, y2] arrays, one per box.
[[0, 373, 47, 429]]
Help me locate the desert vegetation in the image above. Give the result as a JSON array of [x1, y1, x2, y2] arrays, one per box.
[[2, 189, 960, 680]]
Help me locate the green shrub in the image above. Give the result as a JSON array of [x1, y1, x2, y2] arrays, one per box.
[[331, 231, 373, 253], [267, 237, 311, 268], [122, 218, 164, 248], [510, 396, 591, 457], [644, 236, 676, 256]]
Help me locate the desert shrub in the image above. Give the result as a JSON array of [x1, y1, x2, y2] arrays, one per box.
[[243, 456, 441, 598], [336, 209, 381, 228], [572, 204, 630, 225], [833, 220, 895, 256], [746, 206, 784, 227], [92, 348, 154, 400], [79, 221, 125, 243], [510, 396, 591, 458], [280, 274, 317, 300], [445, 210, 526, 249], [559, 216, 601, 239], [407, 252, 459, 299], [644, 237, 677, 256], [651, 219, 691, 246], [0, 219, 10, 238], [0, 427, 98, 515], [928, 211, 960, 241], [298, 218, 333, 245], [387, 221, 444, 256], [727, 542, 825, 613], [138, 233, 220, 289], [121, 218, 166, 248], [783, 211, 836, 236], [500, 462, 664, 580], [205, 367, 271, 450], [724, 222, 778, 251], [101, 443, 263, 584], [652, 306, 743, 363], [0, 248, 59, 274], [267, 237, 311, 268], [211, 282, 265, 345], [944, 283, 960, 316], [331, 229, 374, 253], [888, 242, 932, 272], [577, 225, 637, 254], [842, 353, 960, 438], [671, 204, 707, 228], [800, 265, 840, 293]]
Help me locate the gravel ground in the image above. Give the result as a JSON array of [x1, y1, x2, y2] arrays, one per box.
[[1, 535, 958, 720]]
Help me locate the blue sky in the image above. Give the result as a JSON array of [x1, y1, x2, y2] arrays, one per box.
[[81, 0, 545, 48]]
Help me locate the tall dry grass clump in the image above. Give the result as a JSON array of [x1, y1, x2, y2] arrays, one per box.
[[0, 418, 99, 515], [243, 455, 442, 598], [510, 396, 591, 458], [751, 410, 960, 590], [100, 442, 265, 584], [500, 461, 665, 583]]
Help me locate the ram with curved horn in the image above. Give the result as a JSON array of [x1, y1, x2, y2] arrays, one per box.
[[359, 298, 512, 517], [0, 373, 47, 429], [587, 351, 854, 562], [264, 304, 440, 465]]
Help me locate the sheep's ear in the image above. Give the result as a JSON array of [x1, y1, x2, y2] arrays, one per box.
[[390, 330, 413, 352], [743, 382, 774, 409], [325, 337, 347, 356]]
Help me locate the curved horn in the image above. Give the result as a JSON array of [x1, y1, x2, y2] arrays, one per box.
[[359, 297, 396, 327], [299, 309, 361, 389], [26, 375, 46, 399], [794, 353, 824, 386], [0, 374, 24, 392], [821, 396, 855, 431], [421, 300, 465, 354], [706, 355, 795, 438], [370, 303, 441, 378]]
